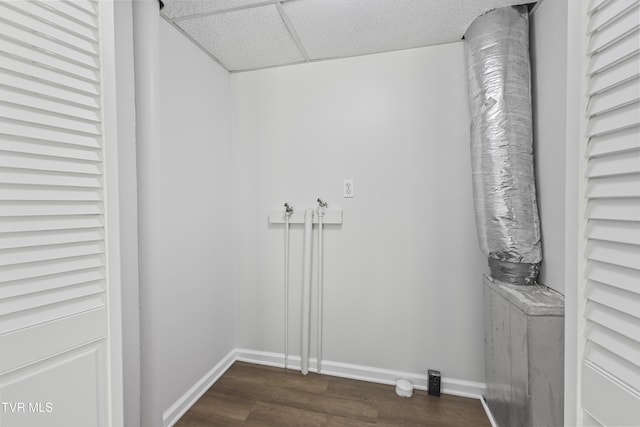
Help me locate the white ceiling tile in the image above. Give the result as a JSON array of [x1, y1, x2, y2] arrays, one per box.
[[176, 5, 305, 71], [282, 0, 531, 60], [163, 0, 536, 71], [163, 0, 274, 19]]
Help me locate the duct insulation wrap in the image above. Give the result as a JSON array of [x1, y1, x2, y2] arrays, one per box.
[[464, 6, 542, 285]]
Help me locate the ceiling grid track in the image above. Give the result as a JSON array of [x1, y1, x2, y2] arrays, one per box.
[[276, 2, 309, 62], [161, 0, 540, 72], [172, 0, 289, 22], [162, 16, 230, 72]]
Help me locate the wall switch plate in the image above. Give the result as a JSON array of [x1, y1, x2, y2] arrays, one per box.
[[343, 179, 354, 198]]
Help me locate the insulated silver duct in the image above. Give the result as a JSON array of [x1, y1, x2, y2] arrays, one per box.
[[464, 6, 541, 285]]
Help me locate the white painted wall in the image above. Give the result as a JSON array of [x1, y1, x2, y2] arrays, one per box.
[[231, 43, 487, 383], [138, 18, 235, 421], [530, 0, 568, 295]]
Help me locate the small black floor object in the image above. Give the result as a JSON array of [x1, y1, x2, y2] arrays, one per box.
[[428, 369, 441, 397]]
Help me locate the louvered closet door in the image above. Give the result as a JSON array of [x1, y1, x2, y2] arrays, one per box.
[[582, 0, 640, 425], [0, 1, 112, 426]]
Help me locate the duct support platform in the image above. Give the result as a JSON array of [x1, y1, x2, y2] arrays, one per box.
[[483, 274, 564, 427]]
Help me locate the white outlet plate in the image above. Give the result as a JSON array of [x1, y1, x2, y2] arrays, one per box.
[[343, 179, 354, 198]]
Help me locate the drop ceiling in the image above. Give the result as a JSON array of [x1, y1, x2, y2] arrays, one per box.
[[161, 0, 536, 72]]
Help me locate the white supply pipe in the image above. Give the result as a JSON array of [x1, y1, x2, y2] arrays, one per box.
[[301, 209, 313, 375], [283, 204, 293, 369], [316, 200, 326, 374]]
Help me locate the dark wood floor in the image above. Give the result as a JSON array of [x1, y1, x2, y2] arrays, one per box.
[[175, 362, 490, 426]]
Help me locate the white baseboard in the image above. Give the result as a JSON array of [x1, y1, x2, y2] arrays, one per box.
[[165, 348, 487, 426], [235, 348, 286, 368], [163, 349, 236, 427], [235, 348, 486, 399]]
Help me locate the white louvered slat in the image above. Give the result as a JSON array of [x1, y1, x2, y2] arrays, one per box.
[[0, 85, 100, 123], [0, 241, 105, 267], [586, 240, 640, 270], [0, 215, 103, 233], [0, 102, 101, 135], [0, 228, 105, 250], [0, 267, 104, 300], [586, 220, 640, 246], [0, 67, 100, 109], [0, 280, 105, 317], [589, 5, 640, 54], [587, 301, 640, 344], [589, 0, 615, 15], [33, 0, 98, 31], [586, 198, 640, 221], [0, 253, 104, 284], [587, 260, 640, 294], [0, 183, 102, 201], [587, 282, 640, 319], [583, 1, 640, 423], [588, 29, 640, 75], [7, 0, 97, 41], [585, 173, 640, 198], [589, 0, 639, 33], [586, 101, 640, 136], [0, 201, 103, 217], [587, 126, 640, 157], [585, 148, 640, 176], [585, 321, 640, 372], [0, 123, 101, 149], [0, 16, 99, 70], [0, 293, 105, 335], [0, 37, 99, 83], [0, 53, 100, 96], [62, 0, 99, 18], [588, 53, 639, 95], [0, 151, 101, 174], [0, 135, 101, 160], [587, 77, 640, 116], [0, 168, 102, 188], [0, 3, 98, 55]]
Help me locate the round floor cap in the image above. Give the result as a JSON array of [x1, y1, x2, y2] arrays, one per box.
[[395, 379, 413, 397]]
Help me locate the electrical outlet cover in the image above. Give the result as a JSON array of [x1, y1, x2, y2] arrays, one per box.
[[343, 179, 354, 198]]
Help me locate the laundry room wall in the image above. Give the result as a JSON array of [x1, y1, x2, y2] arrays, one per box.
[[137, 18, 235, 421], [231, 42, 487, 385]]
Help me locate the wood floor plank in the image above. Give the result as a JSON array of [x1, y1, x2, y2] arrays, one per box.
[[213, 380, 378, 423], [211, 365, 378, 423], [326, 377, 490, 426], [175, 361, 491, 426], [216, 363, 329, 394], [174, 411, 246, 427], [245, 401, 330, 426], [188, 392, 254, 422]]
